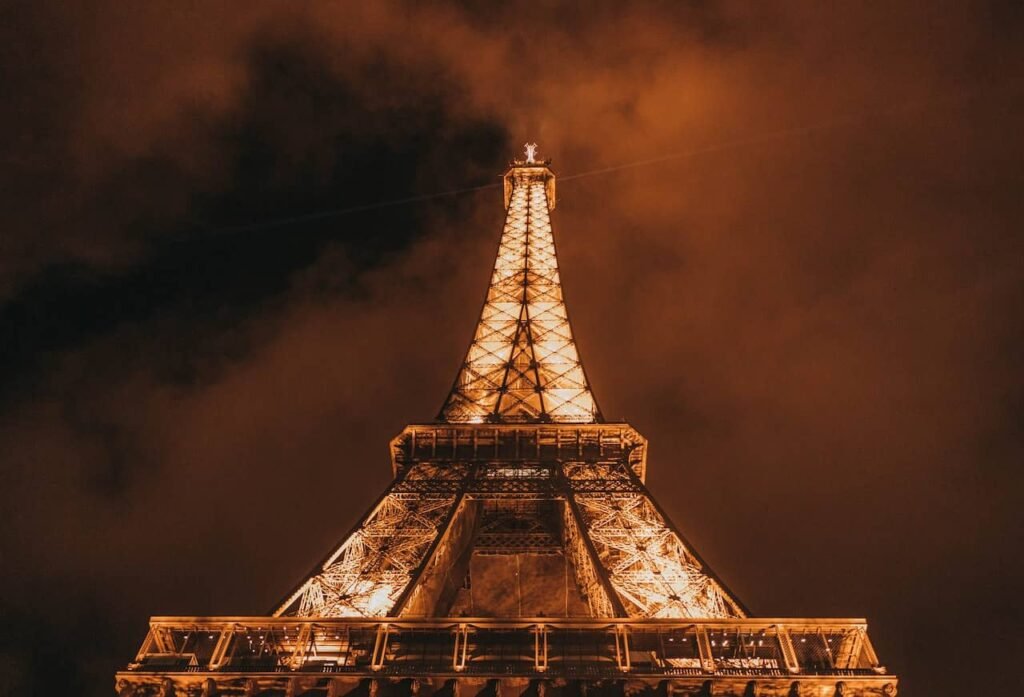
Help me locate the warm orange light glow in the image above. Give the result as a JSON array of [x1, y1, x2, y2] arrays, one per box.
[[442, 164, 599, 424]]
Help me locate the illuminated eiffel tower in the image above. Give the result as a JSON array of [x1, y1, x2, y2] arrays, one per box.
[[117, 146, 897, 697]]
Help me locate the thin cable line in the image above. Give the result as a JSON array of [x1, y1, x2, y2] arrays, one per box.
[[560, 82, 1023, 183], [186, 122, 841, 234], [192, 82, 1021, 233], [192, 181, 501, 233], [559, 122, 831, 182]]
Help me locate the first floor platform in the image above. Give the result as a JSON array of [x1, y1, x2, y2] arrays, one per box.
[[116, 616, 896, 696]]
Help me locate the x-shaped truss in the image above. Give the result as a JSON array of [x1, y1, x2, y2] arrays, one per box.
[[441, 167, 598, 423], [278, 483, 460, 618], [572, 493, 743, 618]]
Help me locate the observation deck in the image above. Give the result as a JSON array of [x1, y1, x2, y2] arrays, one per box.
[[117, 616, 894, 696]]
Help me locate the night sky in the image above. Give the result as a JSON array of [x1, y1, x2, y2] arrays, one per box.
[[2, 3, 1022, 695]]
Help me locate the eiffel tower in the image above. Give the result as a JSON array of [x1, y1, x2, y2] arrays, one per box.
[[117, 146, 897, 697]]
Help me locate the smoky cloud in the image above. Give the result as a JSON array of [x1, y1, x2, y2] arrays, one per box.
[[1, 2, 1022, 695]]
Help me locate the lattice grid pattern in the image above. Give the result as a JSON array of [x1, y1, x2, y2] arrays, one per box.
[[276, 161, 743, 622], [571, 492, 744, 619], [562, 501, 618, 617], [441, 169, 599, 423], [119, 152, 897, 697], [276, 486, 459, 618]]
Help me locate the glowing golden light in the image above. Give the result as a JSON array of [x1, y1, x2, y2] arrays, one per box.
[[441, 161, 599, 424], [287, 496, 456, 617], [119, 147, 895, 697]]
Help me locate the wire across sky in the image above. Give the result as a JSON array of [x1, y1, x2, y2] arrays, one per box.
[[196, 83, 1019, 234]]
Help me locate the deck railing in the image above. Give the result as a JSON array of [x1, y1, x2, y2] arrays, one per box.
[[127, 617, 885, 679]]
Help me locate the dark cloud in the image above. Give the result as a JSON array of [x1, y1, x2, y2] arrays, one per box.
[[1, 2, 1022, 696], [0, 23, 508, 401]]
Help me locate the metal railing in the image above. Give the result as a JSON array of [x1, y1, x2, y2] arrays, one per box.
[[128, 617, 885, 679]]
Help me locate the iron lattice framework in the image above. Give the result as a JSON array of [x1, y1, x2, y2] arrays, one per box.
[[117, 147, 896, 697], [440, 162, 599, 424], [273, 155, 742, 623], [275, 424, 745, 621]]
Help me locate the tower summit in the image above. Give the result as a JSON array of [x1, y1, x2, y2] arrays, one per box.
[[441, 147, 599, 424], [116, 147, 897, 697]]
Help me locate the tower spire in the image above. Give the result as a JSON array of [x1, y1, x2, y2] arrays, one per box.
[[440, 148, 602, 423]]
